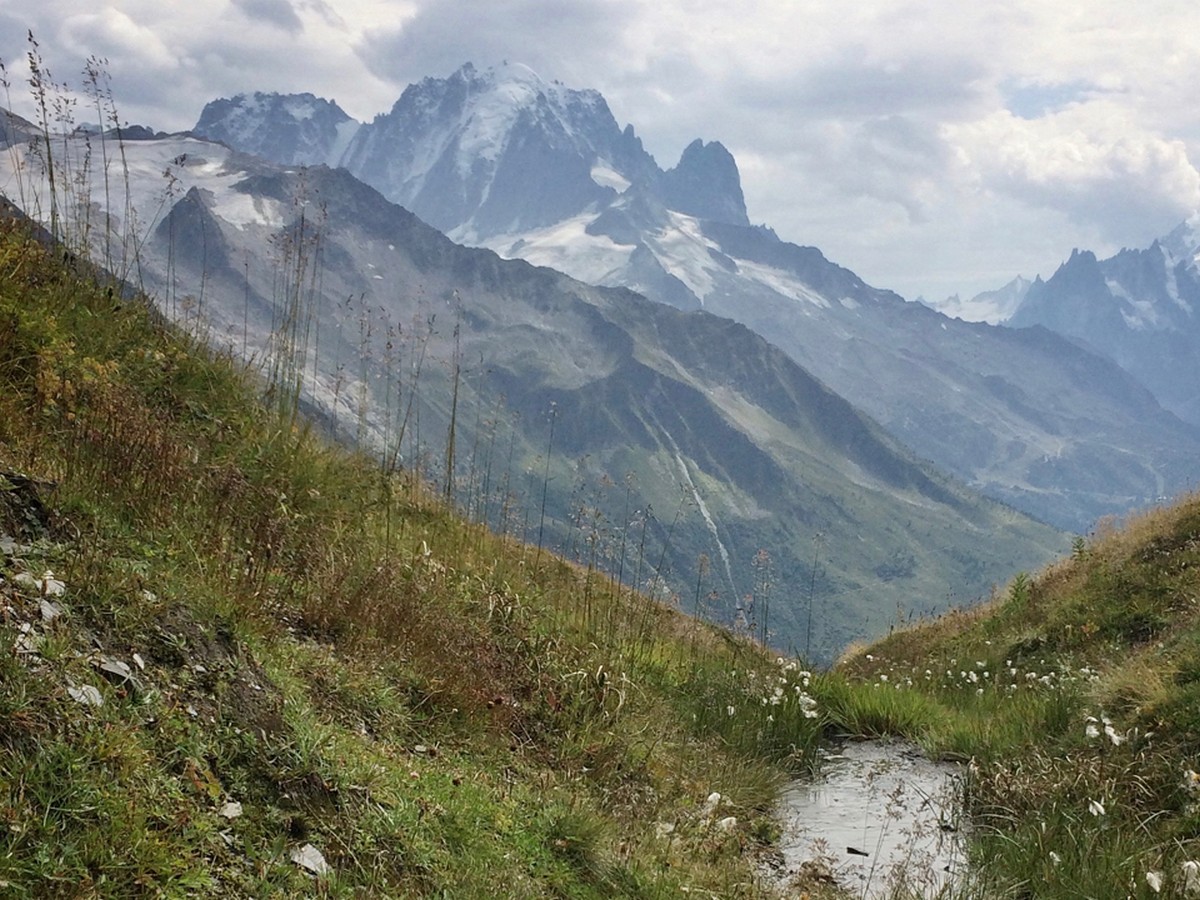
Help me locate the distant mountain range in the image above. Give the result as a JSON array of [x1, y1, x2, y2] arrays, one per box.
[[929, 218, 1200, 430], [924, 276, 1032, 325], [0, 120, 1065, 662], [194, 63, 1200, 533], [1006, 220, 1200, 427]]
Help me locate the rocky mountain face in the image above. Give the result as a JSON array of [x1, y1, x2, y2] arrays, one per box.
[[660, 139, 749, 227], [0, 127, 1065, 661], [1009, 222, 1200, 426], [193, 62, 744, 239], [192, 64, 1200, 534], [194, 91, 358, 167]]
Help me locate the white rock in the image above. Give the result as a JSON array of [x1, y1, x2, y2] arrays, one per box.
[[290, 843, 331, 876], [96, 656, 134, 682], [14, 623, 41, 656], [68, 684, 103, 707], [219, 800, 243, 820], [40, 572, 65, 597]]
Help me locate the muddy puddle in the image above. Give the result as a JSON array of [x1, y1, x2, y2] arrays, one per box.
[[771, 740, 968, 898]]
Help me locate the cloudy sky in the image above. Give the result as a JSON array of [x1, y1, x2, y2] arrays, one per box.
[[3, 0, 1199, 307]]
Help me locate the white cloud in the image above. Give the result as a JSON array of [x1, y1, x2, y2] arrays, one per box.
[[232, 0, 304, 34], [60, 9, 178, 70], [0, 0, 1199, 301], [950, 104, 1200, 245]]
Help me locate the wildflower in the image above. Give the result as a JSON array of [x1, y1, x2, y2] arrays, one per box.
[[1146, 871, 1163, 893], [1088, 799, 1105, 817], [1104, 724, 1125, 747], [879, 674, 889, 683], [797, 693, 819, 718], [1085, 723, 1100, 739], [1049, 851, 1062, 867], [726, 705, 735, 717]]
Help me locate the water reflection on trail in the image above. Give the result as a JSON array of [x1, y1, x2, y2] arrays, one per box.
[[773, 740, 967, 898]]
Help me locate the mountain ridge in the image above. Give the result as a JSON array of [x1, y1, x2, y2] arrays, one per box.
[[190, 63, 1200, 533], [0, 122, 1066, 659], [1009, 219, 1200, 425]]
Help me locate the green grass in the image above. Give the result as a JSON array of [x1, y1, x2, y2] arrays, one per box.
[[827, 496, 1200, 898], [0, 219, 840, 896], [15, 171, 1200, 896]]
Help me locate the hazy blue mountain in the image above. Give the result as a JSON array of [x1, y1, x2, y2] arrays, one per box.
[[1010, 221, 1200, 425], [924, 275, 1032, 324], [0, 126, 1066, 661], [191, 63, 1200, 533]]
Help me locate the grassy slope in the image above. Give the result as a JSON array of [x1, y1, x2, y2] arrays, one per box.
[[15, 196, 1200, 898], [840, 498, 1200, 898], [0, 220, 833, 897]]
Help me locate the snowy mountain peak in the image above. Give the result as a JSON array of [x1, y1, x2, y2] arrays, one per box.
[[1009, 218, 1200, 423], [330, 61, 656, 238], [193, 65, 764, 240], [923, 275, 1031, 324], [1161, 216, 1200, 268], [194, 91, 358, 167]]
